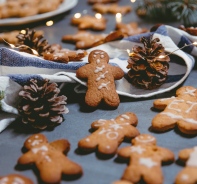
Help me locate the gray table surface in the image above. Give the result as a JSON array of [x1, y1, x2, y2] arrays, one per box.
[[0, 0, 197, 184]]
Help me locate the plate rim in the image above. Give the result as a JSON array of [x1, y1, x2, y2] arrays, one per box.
[[0, 0, 78, 26]]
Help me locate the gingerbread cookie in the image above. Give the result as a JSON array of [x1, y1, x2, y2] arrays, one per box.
[[18, 134, 83, 183], [88, 0, 118, 4], [71, 15, 107, 31], [62, 31, 107, 49], [179, 25, 197, 36], [0, 174, 33, 184], [116, 22, 148, 37], [117, 134, 174, 184], [92, 30, 124, 47], [93, 3, 131, 14], [0, 0, 62, 19], [78, 112, 139, 155], [76, 50, 124, 107], [43, 48, 87, 63], [175, 146, 197, 184], [0, 30, 43, 45], [152, 86, 197, 134], [112, 181, 133, 184]]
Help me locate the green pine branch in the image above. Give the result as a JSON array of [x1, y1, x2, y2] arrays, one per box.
[[0, 91, 4, 110]]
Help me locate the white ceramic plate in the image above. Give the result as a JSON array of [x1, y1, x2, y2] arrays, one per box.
[[0, 0, 78, 26]]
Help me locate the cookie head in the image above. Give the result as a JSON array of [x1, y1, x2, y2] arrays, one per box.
[[88, 50, 109, 64], [132, 134, 157, 146], [24, 134, 48, 150]]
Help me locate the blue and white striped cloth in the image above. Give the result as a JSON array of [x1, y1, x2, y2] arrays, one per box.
[[0, 25, 197, 132]]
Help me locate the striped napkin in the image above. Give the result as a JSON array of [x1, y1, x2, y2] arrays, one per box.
[[0, 25, 197, 132]]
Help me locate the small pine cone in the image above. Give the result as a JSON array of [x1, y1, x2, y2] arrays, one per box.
[[18, 79, 69, 129], [16, 28, 52, 56], [127, 35, 170, 89]]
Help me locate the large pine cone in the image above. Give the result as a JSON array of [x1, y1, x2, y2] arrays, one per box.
[[16, 28, 51, 56], [127, 35, 170, 89], [18, 79, 69, 129]]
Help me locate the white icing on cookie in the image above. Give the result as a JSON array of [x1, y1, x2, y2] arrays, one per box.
[[184, 87, 196, 96], [167, 99, 184, 112], [130, 145, 145, 154], [161, 112, 197, 124], [94, 65, 105, 73], [121, 114, 130, 120], [13, 177, 24, 184], [139, 157, 157, 168], [186, 146, 197, 167], [0, 177, 8, 184], [32, 145, 48, 154], [98, 82, 110, 90], [185, 101, 197, 113], [135, 135, 155, 143], [181, 174, 189, 181], [96, 71, 108, 81]]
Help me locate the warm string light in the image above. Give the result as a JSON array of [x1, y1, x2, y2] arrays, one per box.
[[95, 13, 102, 19], [130, 0, 136, 2], [116, 13, 122, 23], [46, 20, 53, 26], [158, 42, 197, 59], [127, 42, 197, 58]]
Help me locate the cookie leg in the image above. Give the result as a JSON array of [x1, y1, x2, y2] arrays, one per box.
[[177, 120, 197, 135], [97, 140, 118, 155], [103, 92, 120, 107], [121, 165, 141, 183], [142, 168, 163, 184], [39, 166, 62, 183], [85, 90, 102, 107], [175, 167, 197, 184], [152, 114, 177, 132]]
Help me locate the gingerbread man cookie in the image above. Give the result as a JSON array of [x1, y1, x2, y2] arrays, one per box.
[[76, 50, 124, 107], [62, 31, 107, 49], [152, 86, 197, 134], [93, 3, 131, 15], [71, 15, 107, 31], [17, 134, 83, 183], [112, 180, 133, 184], [78, 112, 139, 155], [43, 48, 87, 63], [0, 174, 33, 184], [175, 146, 197, 184], [116, 22, 148, 37], [117, 134, 174, 184]]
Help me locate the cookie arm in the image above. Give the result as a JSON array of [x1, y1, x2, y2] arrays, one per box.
[[153, 97, 175, 110], [18, 152, 35, 165], [111, 65, 124, 80], [178, 148, 194, 163], [49, 139, 70, 154], [157, 147, 174, 163], [117, 146, 133, 160], [76, 65, 90, 79]]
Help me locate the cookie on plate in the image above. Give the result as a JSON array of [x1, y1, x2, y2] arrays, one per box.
[[93, 3, 131, 14], [152, 86, 197, 134], [62, 31, 107, 49], [71, 15, 107, 31], [116, 22, 148, 37]]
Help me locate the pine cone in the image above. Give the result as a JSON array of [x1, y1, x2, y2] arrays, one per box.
[[127, 35, 170, 89], [18, 79, 69, 129], [16, 28, 52, 56]]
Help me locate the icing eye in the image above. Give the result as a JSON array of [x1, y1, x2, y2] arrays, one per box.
[[93, 55, 96, 58], [100, 55, 104, 58], [35, 135, 39, 138], [28, 139, 31, 142]]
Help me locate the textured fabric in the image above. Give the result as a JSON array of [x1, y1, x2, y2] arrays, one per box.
[[0, 25, 197, 132]]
